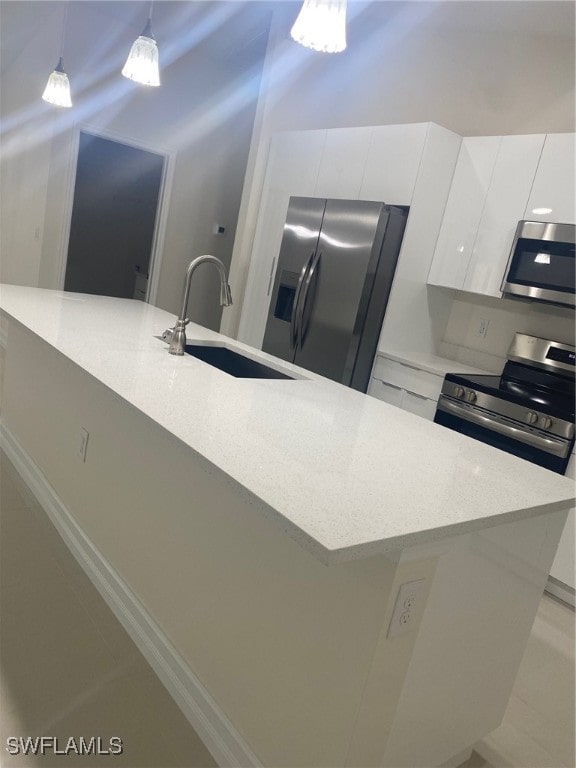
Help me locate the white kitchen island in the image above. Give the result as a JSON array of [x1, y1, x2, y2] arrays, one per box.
[[0, 285, 574, 768]]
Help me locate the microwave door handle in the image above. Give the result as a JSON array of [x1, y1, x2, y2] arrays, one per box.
[[437, 397, 571, 458], [298, 251, 322, 348], [291, 253, 314, 349]]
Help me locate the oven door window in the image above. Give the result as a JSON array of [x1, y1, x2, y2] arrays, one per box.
[[434, 408, 570, 474], [508, 238, 575, 294]]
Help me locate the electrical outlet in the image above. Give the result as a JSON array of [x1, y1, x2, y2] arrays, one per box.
[[387, 578, 428, 638], [477, 318, 490, 338], [399, 611, 412, 627], [78, 427, 89, 462]]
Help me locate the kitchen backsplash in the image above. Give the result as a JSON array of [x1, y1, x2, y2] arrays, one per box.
[[438, 292, 575, 373]]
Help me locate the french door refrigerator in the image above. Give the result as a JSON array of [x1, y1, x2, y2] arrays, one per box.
[[262, 197, 408, 392]]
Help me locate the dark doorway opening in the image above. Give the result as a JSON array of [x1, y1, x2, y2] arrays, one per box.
[[64, 131, 165, 300]]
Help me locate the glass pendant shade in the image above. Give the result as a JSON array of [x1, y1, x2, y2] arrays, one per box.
[[122, 19, 160, 86], [290, 0, 347, 53], [42, 58, 72, 107]]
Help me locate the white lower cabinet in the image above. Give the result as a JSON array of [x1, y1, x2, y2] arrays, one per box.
[[367, 378, 404, 408], [401, 390, 438, 420], [368, 357, 443, 421]]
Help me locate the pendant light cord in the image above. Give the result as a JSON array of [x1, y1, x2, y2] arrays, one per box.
[[60, 1, 69, 59], [141, 1, 155, 40]]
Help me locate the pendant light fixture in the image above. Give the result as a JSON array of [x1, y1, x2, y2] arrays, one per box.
[[291, 0, 347, 54], [42, 2, 72, 107], [122, 1, 160, 87]]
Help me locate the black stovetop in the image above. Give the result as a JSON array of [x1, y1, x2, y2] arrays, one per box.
[[446, 361, 575, 422]]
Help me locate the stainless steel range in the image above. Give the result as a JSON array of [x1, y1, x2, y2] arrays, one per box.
[[434, 334, 575, 475]]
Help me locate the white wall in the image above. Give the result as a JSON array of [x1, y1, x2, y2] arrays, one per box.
[[439, 292, 576, 372], [223, 0, 575, 345], [0, 1, 269, 330], [0, 2, 62, 289]]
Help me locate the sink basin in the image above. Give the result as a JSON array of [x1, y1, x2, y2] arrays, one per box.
[[184, 344, 294, 380]]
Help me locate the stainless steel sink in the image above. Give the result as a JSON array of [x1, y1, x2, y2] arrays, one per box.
[[184, 344, 294, 380]]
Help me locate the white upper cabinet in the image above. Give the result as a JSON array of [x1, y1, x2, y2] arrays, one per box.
[[427, 137, 500, 290], [266, 130, 326, 194], [314, 128, 369, 199], [463, 134, 545, 297], [428, 133, 551, 298], [524, 133, 575, 225], [313, 123, 429, 203], [359, 124, 428, 205]]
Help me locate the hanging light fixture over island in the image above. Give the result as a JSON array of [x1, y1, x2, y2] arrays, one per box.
[[290, 0, 347, 53], [40, 0, 350, 109], [42, 3, 72, 107], [122, 1, 160, 87]]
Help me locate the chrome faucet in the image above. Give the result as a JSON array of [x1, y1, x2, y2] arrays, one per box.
[[163, 255, 232, 356]]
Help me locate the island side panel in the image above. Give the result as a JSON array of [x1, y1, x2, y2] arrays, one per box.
[[380, 510, 567, 767], [1, 321, 409, 767]]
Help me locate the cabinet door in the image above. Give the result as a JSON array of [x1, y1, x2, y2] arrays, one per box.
[[400, 390, 437, 421], [463, 134, 545, 297], [525, 133, 575, 224], [367, 377, 404, 407], [314, 128, 370, 199], [371, 356, 443, 401], [359, 123, 428, 205], [237, 131, 325, 348], [427, 137, 501, 290]]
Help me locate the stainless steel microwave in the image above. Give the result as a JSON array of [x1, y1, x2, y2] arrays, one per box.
[[501, 220, 575, 308]]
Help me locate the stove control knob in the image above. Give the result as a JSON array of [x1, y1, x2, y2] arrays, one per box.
[[540, 416, 553, 429], [453, 386, 465, 399], [526, 411, 539, 425], [465, 390, 477, 403]]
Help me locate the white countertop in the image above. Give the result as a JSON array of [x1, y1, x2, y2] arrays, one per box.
[[1, 285, 574, 564], [376, 348, 492, 377]]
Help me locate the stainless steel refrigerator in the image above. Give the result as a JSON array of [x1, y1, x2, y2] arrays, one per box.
[[262, 197, 408, 392]]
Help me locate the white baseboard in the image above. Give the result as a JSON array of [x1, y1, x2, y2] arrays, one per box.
[[0, 421, 262, 768], [545, 576, 576, 609]]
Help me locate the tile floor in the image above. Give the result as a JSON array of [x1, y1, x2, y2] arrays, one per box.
[[0, 449, 574, 768]]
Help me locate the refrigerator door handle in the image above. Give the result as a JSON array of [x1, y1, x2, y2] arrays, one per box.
[[299, 250, 322, 349], [291, 253, 314, 349]]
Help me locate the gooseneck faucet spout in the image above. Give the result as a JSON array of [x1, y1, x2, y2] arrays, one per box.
[[163, 255, 233, 356]]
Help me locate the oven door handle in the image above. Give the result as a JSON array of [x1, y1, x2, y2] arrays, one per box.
[[436, 396, 571, 458]]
